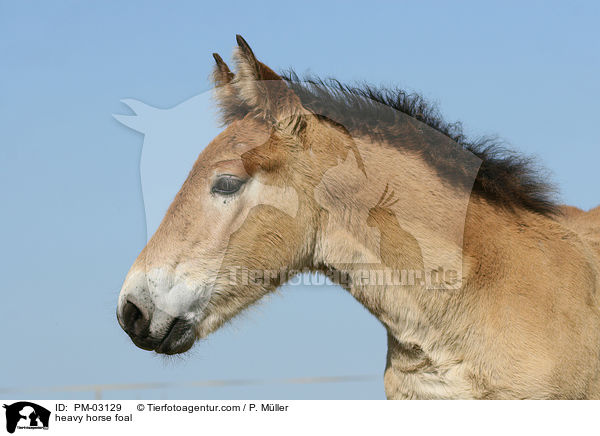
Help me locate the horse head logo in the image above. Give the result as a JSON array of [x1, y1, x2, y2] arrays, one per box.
[[3, 402, 50, 433]]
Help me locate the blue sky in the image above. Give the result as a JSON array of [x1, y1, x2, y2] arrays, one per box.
[[1, 1, 598, 399]]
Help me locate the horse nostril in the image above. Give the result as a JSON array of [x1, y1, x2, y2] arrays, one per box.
[[121, 300, 150, 338]]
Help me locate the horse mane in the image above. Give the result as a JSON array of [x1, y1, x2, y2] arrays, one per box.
[[281, 71, 559, 217]]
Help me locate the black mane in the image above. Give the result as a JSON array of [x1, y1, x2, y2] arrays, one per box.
[[282, 71, 559, 217]]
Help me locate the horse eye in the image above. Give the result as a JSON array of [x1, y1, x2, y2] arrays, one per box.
[[211, 176, 245, 195]]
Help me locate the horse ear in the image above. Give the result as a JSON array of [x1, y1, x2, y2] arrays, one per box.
[[211, 52, 250, 125], [212, 52, 234, 86], [233, 35, 281, 83], [232, 35, 305, 130]]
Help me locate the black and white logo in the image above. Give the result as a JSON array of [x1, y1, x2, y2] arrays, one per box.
[[3, 402, 50, 433]]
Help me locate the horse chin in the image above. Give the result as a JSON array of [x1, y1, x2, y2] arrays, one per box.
[[125, 314, 197, 355], [152, 317, 197, 355]]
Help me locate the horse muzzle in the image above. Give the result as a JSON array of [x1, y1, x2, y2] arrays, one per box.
[[116, 269, 206, 355], [117, 299, 196, 354]]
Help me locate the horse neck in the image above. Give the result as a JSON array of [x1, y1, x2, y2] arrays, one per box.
[[311, 135, 478, 329]]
